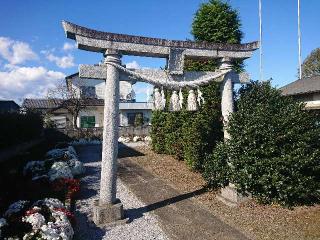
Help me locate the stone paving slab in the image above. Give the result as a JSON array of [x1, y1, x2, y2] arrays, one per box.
[[118, 147, 250, 240]]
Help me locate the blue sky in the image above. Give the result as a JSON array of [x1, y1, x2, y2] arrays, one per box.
[[0, 0, 319, 103]]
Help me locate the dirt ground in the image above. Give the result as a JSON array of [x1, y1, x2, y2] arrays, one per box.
[[126, 145, 320, 240]]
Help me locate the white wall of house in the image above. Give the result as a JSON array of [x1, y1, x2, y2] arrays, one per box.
[[294, 92, 320, 110], [67, 74, 152, 128], [70, 75, 134, 100], [76, 106, 152, 128], [303, 93, 320, 110], [77, 107, 102, 128]]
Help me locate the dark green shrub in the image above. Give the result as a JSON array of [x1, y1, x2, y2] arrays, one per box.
[[151, 111, 167, 153], [0, 111, 43, 149], [203, 142, 230, 188], [205, 81, 320, 206], [163, 111, 186, 159]]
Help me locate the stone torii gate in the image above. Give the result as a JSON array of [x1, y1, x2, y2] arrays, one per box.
[[62, 21, 258, 225]]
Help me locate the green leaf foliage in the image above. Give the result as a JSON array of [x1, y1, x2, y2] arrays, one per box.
[[151, 0, 241, 169], [204, 81, 320, 206], [192, 0, 243, 44], [301, 48, 320, 78]]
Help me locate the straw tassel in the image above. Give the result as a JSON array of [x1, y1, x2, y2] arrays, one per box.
[[161, 88, 166, 109], [197, 88, 205, 106], [187, 89, 198, 111], [153, 88, 163, 110], [179, 88, 184, 109], [169, 90, 180, 111]]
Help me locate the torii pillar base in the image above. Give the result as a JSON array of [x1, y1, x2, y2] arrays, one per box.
[[216, 184, 250, 207], [93, 199, 125, 226]]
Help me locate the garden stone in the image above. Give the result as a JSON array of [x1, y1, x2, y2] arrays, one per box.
[[133, 136, 142, 142], [144, 136, 152, 142]]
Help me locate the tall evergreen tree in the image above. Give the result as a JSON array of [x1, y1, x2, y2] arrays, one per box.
[[151, 0, 244, 170], [301, 48, 320, 78]]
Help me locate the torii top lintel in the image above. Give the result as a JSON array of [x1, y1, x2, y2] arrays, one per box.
[[62, 21, 259, 63]]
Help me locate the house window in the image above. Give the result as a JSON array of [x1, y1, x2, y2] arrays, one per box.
[[80, 116, 95, 128], [127, 112, 143, 126], [80, 86, 96, 98]]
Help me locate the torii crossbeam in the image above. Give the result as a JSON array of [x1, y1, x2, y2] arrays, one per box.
[[62, 21, 258, 225]]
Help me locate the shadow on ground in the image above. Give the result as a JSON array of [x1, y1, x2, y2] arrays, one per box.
[[124, 187, 207, 223], [118, 143, 145, 158]]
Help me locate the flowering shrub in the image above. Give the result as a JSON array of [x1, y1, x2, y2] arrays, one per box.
[[67, 159, 85, 176], [0, 198, 74, 239], [0, 145, 84, 239], [24, 145, 84, 182], [51, 179, 80, 201], [48, 162, 73, 182]]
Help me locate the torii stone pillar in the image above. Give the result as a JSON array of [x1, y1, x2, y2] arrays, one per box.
[[218, 58, 249, 207], [93, 50, 124, 225], [220, 58, 234, 140]]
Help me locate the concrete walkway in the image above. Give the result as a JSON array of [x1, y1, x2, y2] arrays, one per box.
[[75, 144, 249, 240]]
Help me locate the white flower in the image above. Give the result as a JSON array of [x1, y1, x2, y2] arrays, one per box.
[[34, 198, 64, 210], [4, 200, 29, 217], [41, 223, 61, 240], [22, 230, 41, 240], [67, 159, 85, 176], [40, 211, 74, 240], [23, 213, 45, 230], [48, 162, 73, 181]]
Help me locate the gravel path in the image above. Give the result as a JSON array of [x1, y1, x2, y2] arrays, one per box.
[[74, 145, 169, 240]]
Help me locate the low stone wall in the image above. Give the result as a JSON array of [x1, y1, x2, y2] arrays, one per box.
[[119, 126, 151, 137], [59, 126, 151, 140]]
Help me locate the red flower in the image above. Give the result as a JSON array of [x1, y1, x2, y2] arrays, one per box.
[[25, 208, 39, 216], [53, 207, 76, 225]]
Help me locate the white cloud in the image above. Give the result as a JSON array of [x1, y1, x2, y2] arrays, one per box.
[[62, 42, 76, 51], [0, 37, 38, 65], [125, 61, 141, 69], [0, 66, 65, 100], [133, 82, 153, 102], [46, 53, 75, 68]]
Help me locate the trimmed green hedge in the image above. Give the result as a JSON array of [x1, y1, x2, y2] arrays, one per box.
[[151, 82, 223, 170], [203, 81, 320, 206]]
